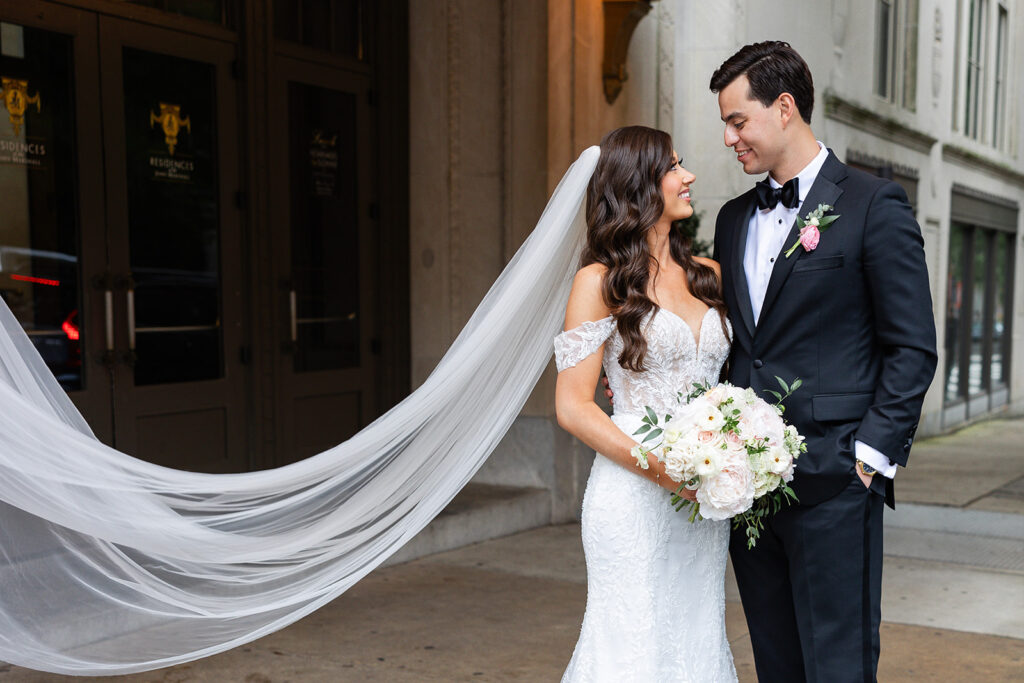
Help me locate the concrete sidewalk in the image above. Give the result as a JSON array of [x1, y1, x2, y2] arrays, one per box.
[[3, 418, 1023, 682]]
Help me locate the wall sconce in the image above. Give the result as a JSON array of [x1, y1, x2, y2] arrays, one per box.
[[602, 0, 658, 104]]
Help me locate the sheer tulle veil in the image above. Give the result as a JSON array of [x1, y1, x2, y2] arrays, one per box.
[[0, 146, 600, 674]]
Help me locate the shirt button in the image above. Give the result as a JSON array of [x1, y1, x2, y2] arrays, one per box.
[[778, 219, 782, 224], [770, 258, 775, 263]]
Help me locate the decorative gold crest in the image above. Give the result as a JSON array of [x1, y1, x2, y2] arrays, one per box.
[[149, 102, 191, 156], [0, 77, 42, 136]]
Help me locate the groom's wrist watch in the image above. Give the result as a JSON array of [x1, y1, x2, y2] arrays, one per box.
[[856, 460, 877, 477]]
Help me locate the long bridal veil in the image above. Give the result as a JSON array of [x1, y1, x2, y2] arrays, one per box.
[[0, 147, 600, 675]]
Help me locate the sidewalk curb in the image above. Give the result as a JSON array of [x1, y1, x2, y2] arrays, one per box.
[[885, 502, 1024, 540]]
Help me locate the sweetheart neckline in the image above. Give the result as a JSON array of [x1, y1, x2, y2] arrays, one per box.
[[654, 306, 716, 354]]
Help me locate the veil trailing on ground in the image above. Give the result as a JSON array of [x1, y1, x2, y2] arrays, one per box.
[[0, 147, 600, 675]]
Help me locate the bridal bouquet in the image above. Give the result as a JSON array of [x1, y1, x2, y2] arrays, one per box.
[[630, 378, 806, 548]]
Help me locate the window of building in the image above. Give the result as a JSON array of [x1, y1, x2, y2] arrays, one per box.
[[955, 0, 1012, 148], [875, 0, 919, 110], [944, 187, 1017, 425], [993, 5, 1009, 149], [274, 0, 370, 61], [846, 153, 919, 213], [960, 0, 991, 140]]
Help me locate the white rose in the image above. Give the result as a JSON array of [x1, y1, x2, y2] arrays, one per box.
[[664, 428, 682, 444], [696, 463, 755, 521], [660, 449, 683, 481]]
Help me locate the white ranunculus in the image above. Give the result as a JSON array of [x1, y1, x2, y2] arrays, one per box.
[[694, 402, 726, 431], [767, 445, 792, 475], [693, 446, 721, 478]]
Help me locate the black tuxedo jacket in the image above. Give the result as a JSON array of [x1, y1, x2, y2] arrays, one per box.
[[713, 151, 937, 506]]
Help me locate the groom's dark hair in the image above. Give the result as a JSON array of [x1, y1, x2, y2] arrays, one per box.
[[709, 41, 814, 124]]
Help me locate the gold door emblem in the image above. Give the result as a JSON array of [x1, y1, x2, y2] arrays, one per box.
[[0, 77, 42, 136], [149, 102, 191, 155]]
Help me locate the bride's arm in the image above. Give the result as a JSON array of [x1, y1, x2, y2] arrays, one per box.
[[554, 266, 687, 495]]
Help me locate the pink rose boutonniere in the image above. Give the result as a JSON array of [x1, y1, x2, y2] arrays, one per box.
[[784, 203, 840, 258]]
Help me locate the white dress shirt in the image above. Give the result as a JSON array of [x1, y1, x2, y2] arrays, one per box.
[[743, 142, 897, 478]]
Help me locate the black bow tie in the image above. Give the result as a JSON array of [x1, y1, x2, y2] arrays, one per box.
[[755, 177, 800, 211]]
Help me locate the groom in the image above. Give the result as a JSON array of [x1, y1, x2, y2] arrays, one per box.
[[709, 42, 936, 682]]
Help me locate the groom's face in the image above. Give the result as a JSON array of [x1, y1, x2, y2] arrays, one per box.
[[717, 75, 784, 176]]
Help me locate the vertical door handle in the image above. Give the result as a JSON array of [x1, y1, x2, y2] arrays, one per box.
[[93, 272, 116, 368], [122, 275, 137, 368], [289, 289, 298, 343]]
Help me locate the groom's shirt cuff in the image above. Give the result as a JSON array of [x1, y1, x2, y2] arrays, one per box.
[[855, 440, 897, 479]]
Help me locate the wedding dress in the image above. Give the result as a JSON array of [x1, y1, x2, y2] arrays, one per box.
[[555, 307, 737, 682]]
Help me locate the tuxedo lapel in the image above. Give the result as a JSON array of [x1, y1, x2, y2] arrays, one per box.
[[757, 153, 846, 327], [731, 199, 757, 337]]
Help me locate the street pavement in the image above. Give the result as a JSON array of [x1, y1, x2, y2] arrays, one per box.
[[3, 417, 1023, 682]]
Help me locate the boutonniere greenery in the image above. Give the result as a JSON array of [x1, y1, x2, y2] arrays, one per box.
[[784, 203, 840, 258]]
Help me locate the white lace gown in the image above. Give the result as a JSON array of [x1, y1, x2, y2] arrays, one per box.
[[554, 308, 737, 683]]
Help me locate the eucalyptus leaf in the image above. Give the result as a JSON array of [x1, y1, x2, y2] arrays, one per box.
[[642, 428, 663, 443], [633, 424, 652, 435]]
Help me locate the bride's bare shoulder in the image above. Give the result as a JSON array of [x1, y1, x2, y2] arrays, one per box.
[[565, 264, 611, 328], [574, 263, 608, 287]]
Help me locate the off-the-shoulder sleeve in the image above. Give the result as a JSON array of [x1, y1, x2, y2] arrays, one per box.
[[553, 316, 615, 372]]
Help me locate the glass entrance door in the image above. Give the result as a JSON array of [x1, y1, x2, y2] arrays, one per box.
[[98, 16, 247, 471], [0, 3, 248, 472], [0, 4, 112, 441], [269, 57, 377, 463]]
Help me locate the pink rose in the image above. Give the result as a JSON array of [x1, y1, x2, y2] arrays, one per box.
[[704, 385, 727, 406], [696, 429, 722, 446], [799, 225, 820, 252]]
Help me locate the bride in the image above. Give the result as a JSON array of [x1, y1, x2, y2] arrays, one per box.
[[554, 126, 736, 681], [0, 127, 732, 676]]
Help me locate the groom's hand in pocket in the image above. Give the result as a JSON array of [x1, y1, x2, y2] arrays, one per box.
[[856, 469, 873, 489], [601, 376, 614, 405]]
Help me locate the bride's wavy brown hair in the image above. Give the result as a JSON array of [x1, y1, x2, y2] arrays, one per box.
[[582, 126, 728, 371]]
